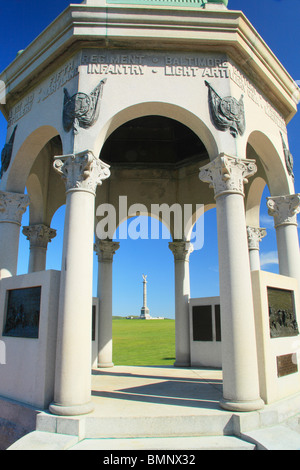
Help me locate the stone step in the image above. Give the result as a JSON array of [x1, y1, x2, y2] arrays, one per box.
[[37, 412, 236, 440], [241, 425, 300, 451], [8, 431, 256, 451], [70, 435, 256, 451]]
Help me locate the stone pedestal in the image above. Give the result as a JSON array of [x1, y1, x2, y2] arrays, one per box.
[[267, 195, 300, 289], [0, 191, 30, 279], [169, 240, 193, 367], [23, 224, 56, 273], [94, 239, 119, 368], [49, 151, 110, 416], [247, 226, 267, 271], [199, 154, 264, 412]]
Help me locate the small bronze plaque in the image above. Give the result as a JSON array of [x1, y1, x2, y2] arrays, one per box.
[[277, 353, 298, 378]]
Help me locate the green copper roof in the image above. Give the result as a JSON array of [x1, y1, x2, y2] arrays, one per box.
[[106, 0, 228, 7]]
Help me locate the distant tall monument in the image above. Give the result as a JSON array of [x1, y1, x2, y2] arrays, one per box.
[[140, 274, 151, 319]]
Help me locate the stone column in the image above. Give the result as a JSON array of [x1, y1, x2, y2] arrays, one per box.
[[169, 240, 193, 367], [94, 239, 119, 368], [49, 151, 110, 416], [199, 154, 264, 412], [246, 226, 267, 271], [0, 191, 30, 279], [267, 194, 300, 287], [22, 224, 57, 273]]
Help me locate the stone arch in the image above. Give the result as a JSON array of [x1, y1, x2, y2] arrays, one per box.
[[5, 125, 61, 193], [26, 173, 44, 225], [94, 101, 218, 161], [246, 130, 290, 197]]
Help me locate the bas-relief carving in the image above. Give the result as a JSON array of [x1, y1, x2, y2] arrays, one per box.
[[281, 132, 294, 179], [205, 81, 245, 138], [268, 287, 299, 339], [0, 126, 17, 179], [63, 79, 106, 134], [3, 286, 41, 339]]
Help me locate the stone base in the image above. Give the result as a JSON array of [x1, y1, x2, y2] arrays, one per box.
[[219, 397, 265, 413], [49, 401, 95, 417], [140, 307, 151, 319], [97, 362, 114, 368]]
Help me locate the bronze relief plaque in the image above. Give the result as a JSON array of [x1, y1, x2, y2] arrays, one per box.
[[3, 287, 41, 339], [267, 287, 299, 339]]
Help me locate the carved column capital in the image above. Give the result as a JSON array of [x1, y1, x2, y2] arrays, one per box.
[[169, 240, 194, 262], [94, 239, 120, 262], [53, 150, 110, 195], [247, 226, 267, 251], [199, 154, 257, 198], [267, 194, 300, 228], [0, 191, 30, 225], [22, 224, 57, 249]]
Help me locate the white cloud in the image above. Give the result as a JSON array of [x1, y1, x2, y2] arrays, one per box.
[[260, 251, 279, 268], [259, 215, 275, 229]]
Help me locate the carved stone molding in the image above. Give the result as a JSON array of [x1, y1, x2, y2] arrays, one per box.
[[169, 240, 194, 262], [22, 224, 57, 249], [53, 150, 110, 194], [0, 191, 30, 225], [199, 154, 257, 198], [247, 226, 267, 251], [94, 239, 120, 262], [267, 194, 300, 228]]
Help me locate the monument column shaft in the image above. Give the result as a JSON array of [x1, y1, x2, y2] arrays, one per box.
[[199, 155, 264, 412], [169, 241, 193, 367], [50, 152, 110, 416], [276, 224, 300, 284], [143, 280, 147, 308], [51, 189, 95, 414], [247, 226, 267, 272], [0, 192, 29, 279], [95, 240, 119, 368], [267, 195, 300, 289]]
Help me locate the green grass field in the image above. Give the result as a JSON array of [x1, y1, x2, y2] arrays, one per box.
[[112, 318, 176, 366]]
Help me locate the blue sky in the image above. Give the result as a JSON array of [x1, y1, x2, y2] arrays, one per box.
[[0, 0, 299, 318]]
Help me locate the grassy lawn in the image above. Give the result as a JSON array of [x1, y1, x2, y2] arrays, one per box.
[[112, 318, 176, 366]]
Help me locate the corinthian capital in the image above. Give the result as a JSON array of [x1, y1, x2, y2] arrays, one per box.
[[94, 239, 120, 262], [53, 150, 110, 194], [0, 191, 30, 225], [22, 224, 57, 248], [267, 194, 300, 228], [199, 154, 257, 198], [247, 226, 267, 250], [169, 240, 194, 261]]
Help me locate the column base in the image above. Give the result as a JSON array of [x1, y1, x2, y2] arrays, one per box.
[[173, 361, 191, 368], [97, 362, 114, 368], [49, 401, 95, 417], [219, 397, 265, 413]]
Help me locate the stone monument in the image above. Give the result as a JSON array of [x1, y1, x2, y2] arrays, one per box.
[[140, 274, 151, 319]]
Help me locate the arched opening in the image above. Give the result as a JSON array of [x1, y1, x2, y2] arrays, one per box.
[[100, 115, 209, 168], [94, 113, 217, 369], [109, 216, 176, 367]]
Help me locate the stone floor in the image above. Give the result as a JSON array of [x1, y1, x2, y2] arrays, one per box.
[[5, 366, 300, 450]]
